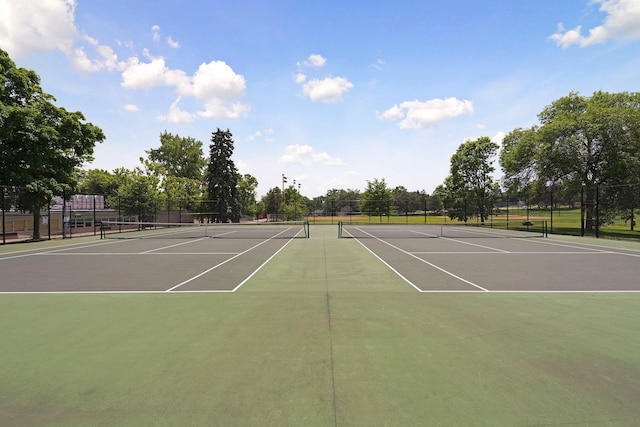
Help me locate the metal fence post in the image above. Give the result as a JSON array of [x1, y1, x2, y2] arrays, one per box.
[[595, 186, 600, 238], [580, 185, 585, 237], [1, 187, 5, 245]]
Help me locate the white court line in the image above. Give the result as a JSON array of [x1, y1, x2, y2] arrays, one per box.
[[0, 238, 132, 261], [441, 237, 511, 253], [411, 230, 509, 253], [523, 237, 640, 258], [38, 252, 241, 256], [141, 237, 209, 254], [537, 236, 640, 252], [352, 227, 489, 292], [417, 290, 640, 293], [410, 251, 612, 255], [165, 227, 297, 292], [349, 232, 423, 292], [408, 230, 439, 238], [231, 233, 298, 291], [410, 229, 510, 252]]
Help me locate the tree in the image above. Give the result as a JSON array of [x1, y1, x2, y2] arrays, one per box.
[[205, 128, 239, 222], [283, 185, 308, 221], [261, 187, 283, 219], [322, 188, 360, 216], [392, 186, 425, 215], [140, 132, 205, 211], [360, 178, 392, 217], [161, 175, 204, 211], [145, 131, 205, 180], [0, 49, 105, 239], [77, 169, 119, 197], [428, 190, 442, 213], [109, 167, 161, 220], [441, 137, 499, 222], [499, 126, 540, 195], [500, 91, 640, 229], [237, 173, 259, 219]]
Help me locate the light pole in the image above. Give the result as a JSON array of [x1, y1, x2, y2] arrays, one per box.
[[293, 180, 296, 220], [281, 174, 287, 220]]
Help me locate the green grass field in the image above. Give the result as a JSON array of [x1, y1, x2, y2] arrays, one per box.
[[2, 226, 640, 426]]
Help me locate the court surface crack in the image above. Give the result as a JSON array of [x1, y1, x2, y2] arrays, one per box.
[[323, 236, 338, 427]]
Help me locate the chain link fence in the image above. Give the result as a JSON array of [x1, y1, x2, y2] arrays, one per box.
[[305, 183, 640, 240], [3, 183, 640, 243]]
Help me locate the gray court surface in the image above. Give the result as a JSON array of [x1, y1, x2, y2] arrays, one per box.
[[342, 227, 640, 292], [2, 224, 640, 293], [0, 235, 296, 293]]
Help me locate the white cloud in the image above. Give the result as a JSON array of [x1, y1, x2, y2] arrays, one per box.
[[301, 77, 354, 103], [280, 144, 314, 164], [280, 144, 343, 166], [166, 36, 180, 49], [550, 0, 640, 48], [70, 39, 127, 73], [312, 152, 345, 166], [124, 104, 139, 112], [83, 34, 99, 46], [308, 54, 326, 67], [378, 97, 473, 129], [295, 73, 307, 84], [373, 58, 386, 70], [247, 128, 275, 141], [152, 25, 161, 41], [492, 131, 506, 145], [378, 104, 404, 121], [71, 47, 101, 72], [190, 61, 250, 119], [121, 55, 188, 90], [0, 0, 77, 60], [122, 54, 249, 121], [157, 97, 195, 123], [247, 131, 262, 141], [189, 61, 245, 100], [298, 54, 327, 67]]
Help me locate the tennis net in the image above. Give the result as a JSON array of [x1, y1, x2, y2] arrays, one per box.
[[338, 220, 547, 239], [100, 220, 310, 239]]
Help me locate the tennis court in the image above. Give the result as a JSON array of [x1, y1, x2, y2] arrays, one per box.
[[0, 221, 309, 293], [338, 222, 640, 292], [2, 221, 639, 294], [2, 223, 640, 426]]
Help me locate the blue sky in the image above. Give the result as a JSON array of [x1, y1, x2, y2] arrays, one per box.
[[2, 0, 640, 197]]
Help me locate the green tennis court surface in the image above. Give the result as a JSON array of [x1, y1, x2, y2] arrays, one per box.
[[2, 225, 640, 425]]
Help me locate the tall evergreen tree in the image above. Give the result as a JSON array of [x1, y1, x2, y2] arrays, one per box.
[[205, 128, 238, 222]]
